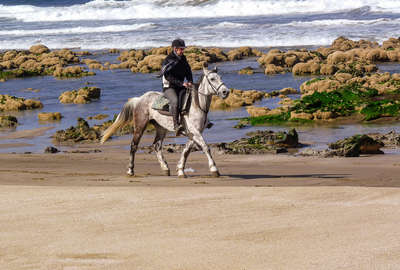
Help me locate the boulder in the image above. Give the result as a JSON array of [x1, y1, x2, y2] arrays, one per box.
[[29, 44, 50, 54]]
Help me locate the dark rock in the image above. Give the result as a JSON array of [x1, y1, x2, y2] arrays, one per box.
[[44, 146, 59, 153], [329, 134, 384, 157], [0, 115, 18, 128], [53, 118, 101, 143]]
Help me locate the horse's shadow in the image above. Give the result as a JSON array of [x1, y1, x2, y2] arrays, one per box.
[[223, 173, 349, 180]]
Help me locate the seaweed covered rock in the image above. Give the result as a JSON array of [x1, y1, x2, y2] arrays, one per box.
[[328, 134, 384, 157], [0, 94, 43, 111], [0, 47, 84, 81], [59, 87, 101, 104], [53, 118, 101, 143], [216, 128, 300, 154], [0, 115, 18, 128]]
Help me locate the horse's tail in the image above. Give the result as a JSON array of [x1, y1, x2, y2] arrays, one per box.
[[100, 97, 138, 144]]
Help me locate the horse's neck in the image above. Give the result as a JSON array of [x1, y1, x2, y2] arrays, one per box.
[[190, 84, 211, 116]]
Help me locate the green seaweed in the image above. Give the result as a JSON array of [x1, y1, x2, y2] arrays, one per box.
[[360, 100, 400, 121]]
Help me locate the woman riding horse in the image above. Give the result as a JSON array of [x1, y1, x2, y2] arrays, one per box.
[[160, 38, 193, 136]]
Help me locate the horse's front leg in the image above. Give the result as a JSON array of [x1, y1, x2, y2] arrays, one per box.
[[191, 133, 220, 177], [177, 140, 195, 178]]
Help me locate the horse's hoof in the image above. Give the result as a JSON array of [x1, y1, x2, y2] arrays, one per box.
[[211, 171, 220, 177], [162, 170, 170, 176], [127, 169, 134, 176], [178, 174, 187, 179]]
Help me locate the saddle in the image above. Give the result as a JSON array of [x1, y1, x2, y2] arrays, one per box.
[[151, 89, 191, 117]]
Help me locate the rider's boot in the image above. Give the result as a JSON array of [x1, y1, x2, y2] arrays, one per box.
[[173, 114, 184, 136]]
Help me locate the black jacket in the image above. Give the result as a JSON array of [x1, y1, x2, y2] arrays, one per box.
[[161, 52, 193, 91]]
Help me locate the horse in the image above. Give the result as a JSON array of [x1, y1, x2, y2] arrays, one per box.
[[100, 65, 230, 178]]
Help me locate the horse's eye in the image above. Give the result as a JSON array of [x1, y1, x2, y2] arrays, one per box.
[[211, 77, 216, 81]]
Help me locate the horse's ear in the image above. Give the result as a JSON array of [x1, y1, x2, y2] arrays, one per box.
[[213, 66, 218, 73], [202, 62, 209, 73]]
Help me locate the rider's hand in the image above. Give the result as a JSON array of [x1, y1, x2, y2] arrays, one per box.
[[183, 82, 193, 88]]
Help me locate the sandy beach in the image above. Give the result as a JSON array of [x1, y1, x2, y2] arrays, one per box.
[[1, 141, 400, 270]]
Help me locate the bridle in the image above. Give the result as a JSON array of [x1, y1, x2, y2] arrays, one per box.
[[191, 72, 226, 114], [199, 72, 226, 96]]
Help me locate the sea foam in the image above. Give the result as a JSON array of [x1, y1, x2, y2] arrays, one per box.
[[1, 0, 400, 22]]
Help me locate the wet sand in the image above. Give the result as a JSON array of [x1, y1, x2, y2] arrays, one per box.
[[1, 143, 400, 269]]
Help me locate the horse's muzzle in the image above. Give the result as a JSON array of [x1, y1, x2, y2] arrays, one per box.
[[220, 88, 230, 99]]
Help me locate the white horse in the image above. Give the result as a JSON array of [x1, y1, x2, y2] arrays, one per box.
[[101, 66, 230, 178]]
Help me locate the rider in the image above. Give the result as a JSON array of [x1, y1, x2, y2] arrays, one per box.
[[160, 38, 193, 136]]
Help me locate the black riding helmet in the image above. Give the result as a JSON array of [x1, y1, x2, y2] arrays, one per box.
[[172, 38, 186, 48]]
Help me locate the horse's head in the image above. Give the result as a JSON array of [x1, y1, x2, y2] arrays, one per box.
[[201, 65, 230, 99]]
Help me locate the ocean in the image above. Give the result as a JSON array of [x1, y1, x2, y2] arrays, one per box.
[[0, 0, 400, 153], [1, 0, 400, 49]]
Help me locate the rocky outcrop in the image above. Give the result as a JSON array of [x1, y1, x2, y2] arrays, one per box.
[[216, 128, 300, 154], [0, 46, 86, 81], [59, 87, 101, 104], [300, 72, 400, 95], [328, 134, 384, 156], [300, 134, 384, 157], [0, 94, 43, 111], [256, 36, 400, 76]]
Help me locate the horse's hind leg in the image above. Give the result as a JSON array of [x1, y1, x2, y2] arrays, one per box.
[[152, 123, 170, 176], [177, 140, 195, 178], [127, 123, 146, 176]]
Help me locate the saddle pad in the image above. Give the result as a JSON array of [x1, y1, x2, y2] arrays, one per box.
[[152, 95, 170, 111]]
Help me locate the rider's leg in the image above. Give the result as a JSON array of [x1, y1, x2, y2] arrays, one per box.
[[164, 88, 183, 135]]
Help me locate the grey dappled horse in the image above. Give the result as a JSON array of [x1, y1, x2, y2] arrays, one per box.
[[101, 66, 230, 178]]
